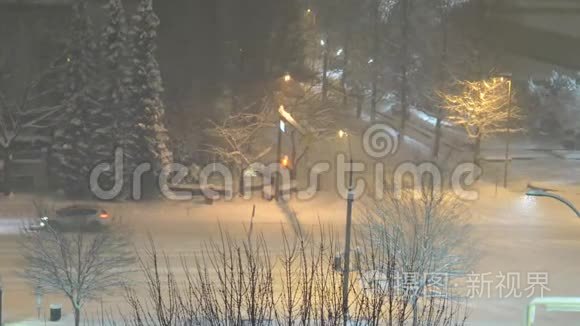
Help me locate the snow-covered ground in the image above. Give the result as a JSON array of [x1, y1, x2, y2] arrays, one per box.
[[0, 116, 578, 325], [1, 172, 579, 325]]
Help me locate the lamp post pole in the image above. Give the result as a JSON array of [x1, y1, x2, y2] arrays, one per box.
[[275, 118, 283, 200], [503, 75, 513, 188], [339, 131, 354, 325], [0, 277, 3, 326], [342, 184, 354, 325]]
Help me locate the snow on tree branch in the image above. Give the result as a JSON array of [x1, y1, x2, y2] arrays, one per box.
[[440, 77, 521, 140]]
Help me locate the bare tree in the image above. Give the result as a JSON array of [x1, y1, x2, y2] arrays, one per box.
[[125, 225, 277, 326], [206, 81, 338, 193], [439, 77, 520, 162], [20, 221, 134, 326], [360, 188, 475, 325], [205, 96, 276, 194], [124, 211, 472, 325], [0, 64, 63, 193], [206, 99, 275, 169]]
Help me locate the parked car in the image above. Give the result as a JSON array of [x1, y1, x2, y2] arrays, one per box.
[[42, 205, 112, 231]]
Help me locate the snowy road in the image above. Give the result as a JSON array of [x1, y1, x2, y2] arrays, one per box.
[[1, 185, 580, 324], [0, 219, 25, 235]]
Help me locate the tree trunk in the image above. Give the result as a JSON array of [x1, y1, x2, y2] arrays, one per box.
[[433, 2, 449, 158], [433, 114, 442, 158], [412, 296, 419, 326], [290, 131, 298, 181], [322, 44, 329, 105], [341, 46, 349, 111], [473, 134, 482, 164], [289, 166, 297, 182], [239, 168, 245, 197], [370, 0, 380, 122], [74, 306, 80, 326], [371, 76, 378, 122], [341, 0, 351, 111], [399, 0, 410, 141], [2, 150, 12, 195], [356, 95, 363, 119]]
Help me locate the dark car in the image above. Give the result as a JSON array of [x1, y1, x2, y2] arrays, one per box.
[[43, 206, 112, 231]]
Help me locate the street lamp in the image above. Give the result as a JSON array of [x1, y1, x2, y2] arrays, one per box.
[[305, 8, 316, 24], [284, 73, 292, 82], [494, 73, 513, 188], [275, 106, 285, 200], [338, 129, 353, 187], [275, 106, 306, 200], [338, 129, 354, 325], [526, 185, 580, 218]]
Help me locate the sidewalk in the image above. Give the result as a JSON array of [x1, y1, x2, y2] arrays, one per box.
[[7, 315, 74, 326]]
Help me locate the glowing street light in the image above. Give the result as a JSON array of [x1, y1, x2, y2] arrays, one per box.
[[283, 73, 292, 82]]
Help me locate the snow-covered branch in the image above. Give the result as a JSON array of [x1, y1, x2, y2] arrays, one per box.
[[440, 77, 521, 140]]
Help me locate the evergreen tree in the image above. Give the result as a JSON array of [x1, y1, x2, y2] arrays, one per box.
[[52, 0, 100, 196], [98, 0, 131, 192], [269, 0, 306, 75], [127, 0, 172, 172]]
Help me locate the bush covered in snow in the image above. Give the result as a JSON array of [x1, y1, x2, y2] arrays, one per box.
[[527, 72, 580, 133]]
